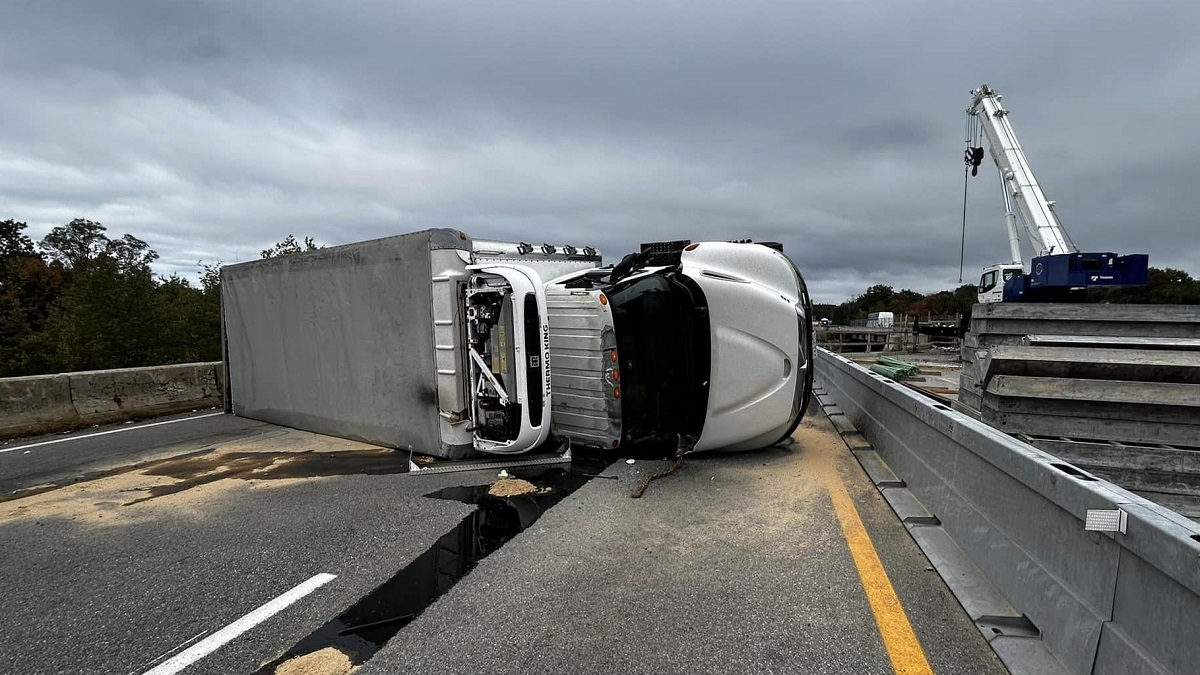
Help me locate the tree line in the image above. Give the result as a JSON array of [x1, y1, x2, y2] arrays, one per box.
[[813, 267, 1200, 326], [0, 218, 321, 378], [0, 218, 222, 377]]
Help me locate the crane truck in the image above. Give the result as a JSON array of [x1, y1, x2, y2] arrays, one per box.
[[220, 229, 814, 460], [964, 84, 1148, 303]]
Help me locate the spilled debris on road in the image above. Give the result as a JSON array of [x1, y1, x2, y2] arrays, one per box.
[[272, 646, 355, 675], [0, 428, 400, 524]]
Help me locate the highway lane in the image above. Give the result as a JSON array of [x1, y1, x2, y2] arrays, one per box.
[[361, 413, 1009, 675], [0, 411, 1010, 675], [0, 410, 271, 498], [0, 416, 502, 675]]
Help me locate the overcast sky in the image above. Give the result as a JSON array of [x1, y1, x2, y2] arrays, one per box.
[[2, 1, 1196, 303]]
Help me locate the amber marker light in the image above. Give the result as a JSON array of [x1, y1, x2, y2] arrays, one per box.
[[684, 243, 699, 251], [610, 349, 618, 363], [599, 293, 608, 305], [613, 387, 621, 399]]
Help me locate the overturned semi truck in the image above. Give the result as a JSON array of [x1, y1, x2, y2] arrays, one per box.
[[220, 229, 813, 459]]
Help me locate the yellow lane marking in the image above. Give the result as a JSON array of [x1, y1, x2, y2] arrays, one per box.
[[827, 477, 935, 675]]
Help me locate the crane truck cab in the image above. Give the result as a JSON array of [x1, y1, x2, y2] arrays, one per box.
[[977, 263, 1024, 304]]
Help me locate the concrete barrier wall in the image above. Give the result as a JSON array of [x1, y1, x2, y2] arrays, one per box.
[[815, 347, 1200, 675], [0, 362, 222, 439]]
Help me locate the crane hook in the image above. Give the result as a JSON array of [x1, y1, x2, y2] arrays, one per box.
[[965, 146, 985, 176]]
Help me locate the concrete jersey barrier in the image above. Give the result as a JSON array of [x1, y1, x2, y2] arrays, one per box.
[[815, 347, 1200, 675], [0, 362, 222, 439]]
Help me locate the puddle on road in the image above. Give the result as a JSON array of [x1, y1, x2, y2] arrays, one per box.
[[255, 461, 608, 673], [128, 449, 408, 504]]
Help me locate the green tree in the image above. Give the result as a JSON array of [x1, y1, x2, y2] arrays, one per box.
[[147, 262, 223, 365], [40, 218, 109, 269], [38, 220, 159, 371], [890, 289, 925, 316], [106, 234, 159, 273], [0, 221, 64, 376], [197, 261, 223, 360], [812, 303, 838, 323], [45, 255, 157, 371], [0, 219, 36, 261], [1088, 268, 1200, 305], [150, 275, 206, 364], [858, 284, 896, 313], [261, 234, 320, 258]]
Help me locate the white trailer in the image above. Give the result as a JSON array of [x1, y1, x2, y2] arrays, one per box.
[[866, 311, 894, 329]]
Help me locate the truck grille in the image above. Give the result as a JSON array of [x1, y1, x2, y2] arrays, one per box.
[[544, 289, 622, 449]]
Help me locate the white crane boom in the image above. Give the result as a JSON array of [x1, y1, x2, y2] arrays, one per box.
[[967, 84, 1076, 260]]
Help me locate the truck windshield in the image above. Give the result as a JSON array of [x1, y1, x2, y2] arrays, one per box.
[[607, 273, 710, 452]]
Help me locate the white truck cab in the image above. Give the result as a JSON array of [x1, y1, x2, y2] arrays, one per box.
[[681, 241, 811, 452], [977, 263, 1024, 304], [543, 239, 813, 455]]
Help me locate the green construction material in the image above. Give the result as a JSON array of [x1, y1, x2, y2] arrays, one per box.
[[870, 356, 921, 379]]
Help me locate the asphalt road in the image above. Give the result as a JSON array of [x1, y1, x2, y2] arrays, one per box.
[[0, 409, 267, 497], [361, 413, 1008, 675], [0, 410, 1008, 675]]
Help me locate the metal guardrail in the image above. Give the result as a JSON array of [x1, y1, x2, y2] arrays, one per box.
[[815, 347, 1200, 675]]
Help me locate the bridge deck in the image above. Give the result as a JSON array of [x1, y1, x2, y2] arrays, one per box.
[[0, 409, 1007, 675]]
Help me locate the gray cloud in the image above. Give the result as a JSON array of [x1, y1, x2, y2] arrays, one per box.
[[1, 0, 1197, 303]]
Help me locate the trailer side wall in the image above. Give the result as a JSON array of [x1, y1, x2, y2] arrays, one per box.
[[221, 229, 470, 456]]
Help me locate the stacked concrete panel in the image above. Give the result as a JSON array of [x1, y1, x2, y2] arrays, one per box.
[[959, 303, 1200, 519]]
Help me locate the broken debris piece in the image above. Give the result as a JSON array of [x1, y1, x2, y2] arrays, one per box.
[[488, 478, 537, 497], [273, 646, 355, 675]]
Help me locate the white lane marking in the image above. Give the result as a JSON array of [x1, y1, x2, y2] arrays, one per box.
[[140, 573, 337, 675], [0, 412, 225, 454], [130, 630, 208, 675]]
